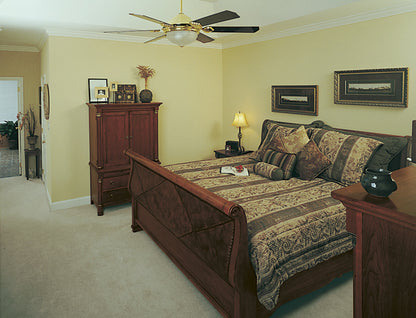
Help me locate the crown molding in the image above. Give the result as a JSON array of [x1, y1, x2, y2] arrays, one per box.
[[223, 3, 416, 49], [45, 28, 222, 49], [41, 4, 416, 51], [0, 45, 39, 52]]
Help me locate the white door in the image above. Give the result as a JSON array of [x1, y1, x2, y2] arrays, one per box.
[[0, 77, 24, 176]]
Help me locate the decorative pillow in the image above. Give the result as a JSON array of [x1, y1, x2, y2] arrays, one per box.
[[367, 136, 408, 171], [268, 134, 287, 152], [249, 124, 295, 161], [296, 139, 332, 180], [253, 162, 284, 180], [307, 127, 408, 171], [310, 129, 383, 185], [281, 125, 310, 154], [261, 149, 297, 180]]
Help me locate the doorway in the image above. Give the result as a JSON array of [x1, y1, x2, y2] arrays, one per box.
[[0, 77, 23, 178]]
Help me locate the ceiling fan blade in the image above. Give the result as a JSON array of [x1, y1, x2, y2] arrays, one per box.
[[129, 13, 171, 26], [104, 29, 161, 34], [193, 10, 239, 26], [196, 33, 215, 43], [144, 34, 167, 44], [210, 26, 259, 33]]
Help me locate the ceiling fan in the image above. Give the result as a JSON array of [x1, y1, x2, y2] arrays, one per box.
[[105, 0, 259, 47]]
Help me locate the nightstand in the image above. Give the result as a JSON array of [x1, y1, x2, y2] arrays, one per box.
[[331, 166, 416, 318], [214, 149, 252, 158]]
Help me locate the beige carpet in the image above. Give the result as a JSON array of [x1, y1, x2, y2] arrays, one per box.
[[0, 176, 353, 318]]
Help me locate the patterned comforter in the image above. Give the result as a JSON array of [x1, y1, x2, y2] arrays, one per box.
[[165, 154, 355, 310]]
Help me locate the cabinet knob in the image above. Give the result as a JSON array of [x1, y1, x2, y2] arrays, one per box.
[[110, 181, 115, 185]]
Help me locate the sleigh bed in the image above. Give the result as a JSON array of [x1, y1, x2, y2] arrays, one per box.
[[125, 119, 411, 318]]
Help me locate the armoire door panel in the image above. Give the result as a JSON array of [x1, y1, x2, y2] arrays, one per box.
[[101, 111, 129, 167], [129, 110, 154, 160]]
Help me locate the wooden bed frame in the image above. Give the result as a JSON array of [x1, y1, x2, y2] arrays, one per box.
[[125, 120, 411, 318]]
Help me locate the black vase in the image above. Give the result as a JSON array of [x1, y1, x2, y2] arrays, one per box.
[[360, 168, 397, 197], [139, 89, 153, 103]]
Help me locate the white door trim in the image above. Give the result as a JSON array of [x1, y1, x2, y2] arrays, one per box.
[[40, 74, 47, 183], [0, 77, 24, 175]]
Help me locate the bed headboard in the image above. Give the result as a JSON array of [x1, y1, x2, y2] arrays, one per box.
[[260, 119, 411, 171]]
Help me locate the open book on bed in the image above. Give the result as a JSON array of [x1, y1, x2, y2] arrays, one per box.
[[220, 165, 249, 176]]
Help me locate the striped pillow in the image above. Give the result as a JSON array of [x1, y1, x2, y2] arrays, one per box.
[[309, 128, 383, 185], [261, 149, 297, 180], [253, 162, 284, 180]]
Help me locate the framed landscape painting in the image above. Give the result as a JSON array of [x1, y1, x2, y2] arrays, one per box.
[[272, 85, 318, 116], [334, 68, 408, 107]]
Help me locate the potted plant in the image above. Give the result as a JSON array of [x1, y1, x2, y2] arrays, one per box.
[[17, 106, 38, 150], [0, 120, 18, 149], [136, 65, 156, 103]]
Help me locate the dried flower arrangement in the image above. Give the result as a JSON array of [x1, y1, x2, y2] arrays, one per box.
[[136, 65, 155, 89], [17, 106, 37, 137]]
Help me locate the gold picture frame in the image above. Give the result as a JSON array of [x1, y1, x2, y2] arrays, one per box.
[[43, 83, 50, 120], [109, 81, 118, 92], [334, 68, 408, 108], [95, 87, 109, 100]]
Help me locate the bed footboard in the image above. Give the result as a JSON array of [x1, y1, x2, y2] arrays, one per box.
[[125, 149, 258, 318]]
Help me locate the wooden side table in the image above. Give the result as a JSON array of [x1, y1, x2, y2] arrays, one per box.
[[332, 166, 416, 318], [214, 149, 252, 158], [25, 148, 41, 180]]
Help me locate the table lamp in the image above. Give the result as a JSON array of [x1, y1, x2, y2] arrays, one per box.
[[232, 112, 248, 153]]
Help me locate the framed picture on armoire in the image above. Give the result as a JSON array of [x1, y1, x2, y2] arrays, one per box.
[[88, 78, 108, 103]]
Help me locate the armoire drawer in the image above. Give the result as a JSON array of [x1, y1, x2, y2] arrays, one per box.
[[102, 175, 129, 191], [102, 188, 130, 204]]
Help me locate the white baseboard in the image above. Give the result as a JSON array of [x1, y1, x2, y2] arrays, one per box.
[[50, 196, 91, 211], [41, 179, 91, 211]]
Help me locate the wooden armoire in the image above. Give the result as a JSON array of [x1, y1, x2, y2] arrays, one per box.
[[87, 102, 162, 215]]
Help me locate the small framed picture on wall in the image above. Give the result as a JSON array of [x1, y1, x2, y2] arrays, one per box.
[[272, 85, 318, 116]]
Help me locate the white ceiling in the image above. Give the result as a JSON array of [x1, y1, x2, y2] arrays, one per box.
[[0, 0, 415, 51]]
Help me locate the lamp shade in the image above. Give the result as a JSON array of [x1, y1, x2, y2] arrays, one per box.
[[232, 112, 248, 128], [166, 30, 198, 47]]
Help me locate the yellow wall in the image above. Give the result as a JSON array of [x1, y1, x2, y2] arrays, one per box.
[[223, 11, 416, 151], [36, 10, 416, 205], [0, 50, 41, 142], [43, 36, 223, 203]]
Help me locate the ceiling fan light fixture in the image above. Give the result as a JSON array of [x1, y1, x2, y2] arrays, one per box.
[[166, 30, 198, 47], [122, 0, 259, 46]]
